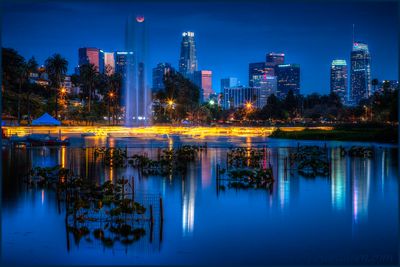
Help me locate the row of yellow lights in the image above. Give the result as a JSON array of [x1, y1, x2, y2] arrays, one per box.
[[3, 126, 334, 138]]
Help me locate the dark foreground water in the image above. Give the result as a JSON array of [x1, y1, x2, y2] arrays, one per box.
[[2, 136, 399, 265]]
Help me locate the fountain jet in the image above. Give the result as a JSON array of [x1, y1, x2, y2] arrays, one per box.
[[123, 14, 151, 126]]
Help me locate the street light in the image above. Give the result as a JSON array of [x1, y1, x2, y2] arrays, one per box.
[[245, 101, 253, 110], [108, 91, 115, 126]]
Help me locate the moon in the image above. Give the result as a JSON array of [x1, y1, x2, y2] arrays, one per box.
[[136, 15, 145, 23]]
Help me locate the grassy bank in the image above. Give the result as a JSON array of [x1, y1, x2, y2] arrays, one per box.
[[269, 126, 399, 144]]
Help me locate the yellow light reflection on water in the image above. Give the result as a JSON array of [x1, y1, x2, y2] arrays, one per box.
[[2, 125, 333, 138]]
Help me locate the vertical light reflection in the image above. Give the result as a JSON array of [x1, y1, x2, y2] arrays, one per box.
[[182, 165, 196, 237], [61, 146, 66, 168], [41, 189, 45, 205], [331, 148, 346, 211], [201, 149, 213, 189], [278, 148, 290, 209], [352, 158, 371, 224]]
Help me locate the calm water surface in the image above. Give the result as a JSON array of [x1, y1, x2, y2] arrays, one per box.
[[2, 136, 398, 265]]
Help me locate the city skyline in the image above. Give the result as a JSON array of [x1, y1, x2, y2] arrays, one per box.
[[2, 1, 398, 95]]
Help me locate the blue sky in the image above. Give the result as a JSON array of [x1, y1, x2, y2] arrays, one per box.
[[2, 1, 398, 94]]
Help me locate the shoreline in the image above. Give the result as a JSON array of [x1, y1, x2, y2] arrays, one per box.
[[269, 127, 398, 144]]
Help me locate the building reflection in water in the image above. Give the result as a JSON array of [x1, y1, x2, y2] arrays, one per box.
[[351, 157, 371, 225], [331, 148, 346, 211], [200, 149, 214, 189], [182, 165, 196, 237], [278, 147, 290, 209]]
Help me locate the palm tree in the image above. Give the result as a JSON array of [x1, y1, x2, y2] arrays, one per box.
[[79, 63, 98, 113], [45, 54, 68, 119], [16, 61, 28, 124], [26, 57, 38, 124]]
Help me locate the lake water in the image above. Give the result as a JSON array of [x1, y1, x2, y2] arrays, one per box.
[[2, 136, 398, 265]]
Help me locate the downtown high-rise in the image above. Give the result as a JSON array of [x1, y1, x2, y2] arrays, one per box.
[[330, 60, 348, 104], [350, 42, 371, 105], [78, 47, 102, 71], [179, 32, 198, 79], [194, 70, 213, 102], [276, 64, 300, 98]]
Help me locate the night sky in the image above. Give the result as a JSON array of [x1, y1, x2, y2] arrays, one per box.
[[2, 1, 398, 95]]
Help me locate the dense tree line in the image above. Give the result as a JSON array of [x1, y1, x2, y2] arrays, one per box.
[[2, 48, 123, 125]]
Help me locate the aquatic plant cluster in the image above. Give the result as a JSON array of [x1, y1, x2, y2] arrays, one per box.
[[346, 146, 374, 158], [25, 166, 156, 249], [227, 147, 268, 168], [217, 147, 274, 190], [289, 145, 330, 178], [95, 145, 203, 176]]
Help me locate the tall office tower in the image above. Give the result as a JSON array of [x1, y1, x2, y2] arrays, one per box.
[[78, 47, 101, 71], [276, 64, 300, 99], [104, 52, 115, 75], [223, 86, 262, 110], [265, 52, 285, 76], [249, 62, 266, 87], [266, 52, 285, 65], [179, 31, 198, 79], [115, 51, 134, 77], [194, 70, 213, 102], [330, 60, 348, 104], [152, 62, 174, 92], [253, 75, 277, 108], [350, 42, 371, 105], [220, 77, 238, 92]]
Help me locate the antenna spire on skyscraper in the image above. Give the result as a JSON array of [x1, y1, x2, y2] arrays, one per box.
[[352, 24, 355, 44]]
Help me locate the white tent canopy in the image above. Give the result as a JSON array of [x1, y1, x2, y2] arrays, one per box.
[[31, 113, 61, 126]]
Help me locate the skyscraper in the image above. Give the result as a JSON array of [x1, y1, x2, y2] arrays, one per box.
[[115, 51, 133, 77], [220, 77, 238, 91], [152, 62, 174, 92], [78, 47, 101, 71], [265, 52, 285, 77], [179, 32, 198, 79], [248, 62, 266, 87], [350, 42, 371, 105], [104, 52, 115, 75], [330, 59, 348, 104], [276, 64, 300, 98], [266, 53, 285, 65], [194, 70, 213, 102], [253, 75, 277, 107]]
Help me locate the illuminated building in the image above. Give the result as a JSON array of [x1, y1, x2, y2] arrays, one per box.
[[276, 64, 300, 98], [330, 60, 348, 104], [194, 70, 213, 102], [266, 52, 285, 65], [223, 86, 262, 109], [103, 52, 115, 75], [350, 42, 371, 105], [115, 51, 134, 77], [152, 62, 174, 92], [378, 80, 399, 93], [248, 62, 266, 87], [253, 76, 277, 108], [179, 31, 198, 79], [78, 47, 101, 71], [220, 77, 238, 92]]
